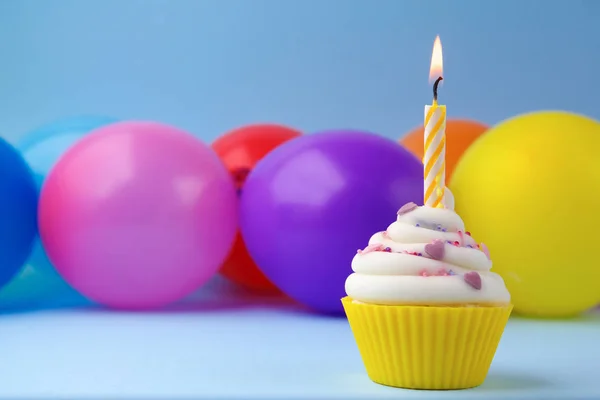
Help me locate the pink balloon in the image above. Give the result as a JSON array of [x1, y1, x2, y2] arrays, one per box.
[[39, 121, 238, 309]]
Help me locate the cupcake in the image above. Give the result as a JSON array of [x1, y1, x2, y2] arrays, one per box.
[[342, 198, 512, 390]]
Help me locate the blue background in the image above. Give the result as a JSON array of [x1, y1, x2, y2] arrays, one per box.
[[1, 0, 598, 143]]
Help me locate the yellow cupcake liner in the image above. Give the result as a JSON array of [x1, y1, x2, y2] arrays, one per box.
[[342, 297, 513, 390]]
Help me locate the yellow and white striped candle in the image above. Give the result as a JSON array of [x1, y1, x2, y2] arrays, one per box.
[[424, 35, 447, 208], [423, 102, 446, 208]]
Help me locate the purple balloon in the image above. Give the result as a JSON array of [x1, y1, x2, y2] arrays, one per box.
[[39, 121, 238, 309], [240, 130, 423, 314]]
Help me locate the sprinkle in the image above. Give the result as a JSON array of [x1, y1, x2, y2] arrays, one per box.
[[415, 223, 420, 227], [420, 270, 430, 277], [442, 228, 447, 232], [457, 230, 464, 246], [382, 231, 389, 238], [397, 202, 418, 216], [464, 271, 482, 290], [448, 270, 456, 276], [424, 239, 445, 260], [383, 247, 392, 252], [465, 231, 471, 236], [417, 252, 422, 256], [466, 245, 472, 248], [357, 244, 384, 254], [437, 268, 449, 276], [446, 240, 453, 244], [436, 224, 442, 231], [480, 243, 491, 260], [453, 241, 460, 247]]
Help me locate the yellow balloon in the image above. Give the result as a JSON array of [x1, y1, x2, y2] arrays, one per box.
[[450, 111, 600, 318]]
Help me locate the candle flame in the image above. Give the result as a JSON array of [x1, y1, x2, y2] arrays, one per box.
[[429, 35, 443, 84]]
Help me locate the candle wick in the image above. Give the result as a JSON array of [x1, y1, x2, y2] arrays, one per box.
[[433, 76, 443, 102]]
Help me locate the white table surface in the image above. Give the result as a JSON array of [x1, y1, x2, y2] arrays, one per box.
[[0, 279, 598, 400]]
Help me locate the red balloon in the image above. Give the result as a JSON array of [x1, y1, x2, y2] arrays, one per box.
[[212, 124, 302, 292]]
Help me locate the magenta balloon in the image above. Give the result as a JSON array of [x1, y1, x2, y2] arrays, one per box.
[[39, 121, 237, 309], [240, 130, 423, 314]]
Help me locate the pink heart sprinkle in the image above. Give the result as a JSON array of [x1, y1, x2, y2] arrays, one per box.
[[357, 243, 384, 254], [424, 239, 445, 260], [480, 243, 491, 260], [464, 271, 482, 290], [397, 202, 418, 216]]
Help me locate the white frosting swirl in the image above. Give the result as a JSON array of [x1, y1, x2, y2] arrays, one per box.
[[345, 193, 510, 306]]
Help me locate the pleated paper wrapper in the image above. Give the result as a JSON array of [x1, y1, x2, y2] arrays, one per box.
[[342, 296, 513, 390]]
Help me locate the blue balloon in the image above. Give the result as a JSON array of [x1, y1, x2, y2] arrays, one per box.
[[0, 138, 37, 290], [16, 115, 119, 150], [0, 116, 118, 309]]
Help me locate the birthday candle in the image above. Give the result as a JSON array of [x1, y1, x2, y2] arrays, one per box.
[[423, 35, 447, 208]]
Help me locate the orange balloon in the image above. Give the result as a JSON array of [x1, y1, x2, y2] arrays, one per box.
[[400, 119, 489, 182], [212, 124, 302, 293]]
